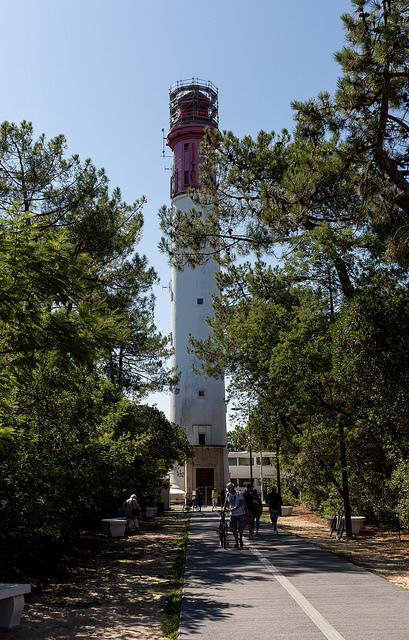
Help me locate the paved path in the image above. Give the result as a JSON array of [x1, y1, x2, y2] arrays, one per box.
[[178, 509, 409, 640]]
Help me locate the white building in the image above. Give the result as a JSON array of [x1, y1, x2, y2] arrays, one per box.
[[228, 451, 277, 497]]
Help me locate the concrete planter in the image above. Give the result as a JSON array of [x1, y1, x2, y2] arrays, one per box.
[[350, 516, 366, 534], [145, 507, 157, 518], [101, 518, 127, 537], [281, 506, 293, 516], [0, 584, 31, 629], [325, 515, 366, 535]]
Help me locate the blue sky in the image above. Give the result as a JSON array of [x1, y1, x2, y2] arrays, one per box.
[[2, 0, 353, 420]]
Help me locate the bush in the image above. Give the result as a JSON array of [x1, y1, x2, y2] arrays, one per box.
[[388, 462, 409, 530]]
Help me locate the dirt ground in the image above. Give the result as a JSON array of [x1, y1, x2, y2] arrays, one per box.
[[0, 512, 187, 640], [278, 505, 409, 591], [1, 507, 408, 639]]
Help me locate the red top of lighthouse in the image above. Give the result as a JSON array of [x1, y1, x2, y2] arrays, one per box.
[[167, 78, 218, 198]]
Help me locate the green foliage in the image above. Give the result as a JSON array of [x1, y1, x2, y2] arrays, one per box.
[[0, 371, 191, 577], [0, 121, 174, 398], [0, 212, 122, 381], [388, 462, 409, 529], [227, 424, 249, 452], [112, 403, 193, 506], [0, 122, 187, 578]]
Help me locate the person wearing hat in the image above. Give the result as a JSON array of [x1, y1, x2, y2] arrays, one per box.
[[223, 482, 245, 548], [121, 493, 142, 535], [243, 483, 256, 539]]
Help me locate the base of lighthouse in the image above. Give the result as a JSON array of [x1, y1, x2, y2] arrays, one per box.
[[170, 445, 229, 505], [187, 445, 229, 504]]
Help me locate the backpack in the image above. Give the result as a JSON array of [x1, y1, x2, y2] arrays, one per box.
[[252, 497, 261, 514]]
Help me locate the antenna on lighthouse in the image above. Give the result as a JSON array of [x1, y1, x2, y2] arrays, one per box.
[[161, 128, 172, 159]]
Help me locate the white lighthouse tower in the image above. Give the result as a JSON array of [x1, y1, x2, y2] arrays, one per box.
[[167, 79, 229, 503]]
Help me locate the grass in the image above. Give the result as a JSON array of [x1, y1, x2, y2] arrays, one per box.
[[161, 511, 191, 639]]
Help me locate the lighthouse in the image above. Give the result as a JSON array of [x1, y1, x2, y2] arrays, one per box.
[[167, 78, 229, 503]]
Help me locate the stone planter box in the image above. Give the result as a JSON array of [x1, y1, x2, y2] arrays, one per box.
[[101, 518, 127, 537], [0, 584, 31, 629], [145, 507, 157, 518], [350, 516, 366, 534], [281, 506, 293, 516], [325, 515, 366, 535]]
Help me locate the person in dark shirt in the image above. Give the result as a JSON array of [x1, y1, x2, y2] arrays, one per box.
[[252, 489, 263, 536], [219, 488, 225, 507], [265, 485, 283, 535], [243, 483, 256, 539], [194, 488, 202, 507]]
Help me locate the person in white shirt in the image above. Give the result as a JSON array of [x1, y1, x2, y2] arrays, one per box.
[[121, 494, 141, 535], [224, 482, 245, 548]]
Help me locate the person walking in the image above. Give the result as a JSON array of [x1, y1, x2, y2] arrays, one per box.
[[211, 488, 219, 510], [252, 488, 263, 536], [218, 488, 225, 507], [243, 483, 256, 539], [194, 488, 202, 508], [121, 493, 141, 535], [265, 485, 282, 535], [224, 482, 245, 548]]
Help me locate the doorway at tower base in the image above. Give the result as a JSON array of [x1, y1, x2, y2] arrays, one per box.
[[169, 446, 229, 505], [186, 445, 228, 506]]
